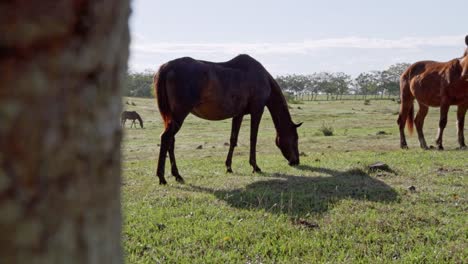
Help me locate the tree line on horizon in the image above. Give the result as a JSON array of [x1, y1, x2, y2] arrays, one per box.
[[123, 63, 411, 100]]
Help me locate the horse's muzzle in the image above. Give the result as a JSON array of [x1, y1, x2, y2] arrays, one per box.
[[289, 160, 299, 166]]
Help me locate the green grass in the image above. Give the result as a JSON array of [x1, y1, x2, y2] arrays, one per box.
[[122, 97, 467, 263]]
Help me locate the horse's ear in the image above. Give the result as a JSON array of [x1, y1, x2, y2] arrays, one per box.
[[465, 35, 468, 46], [295, 122, 303, 128]]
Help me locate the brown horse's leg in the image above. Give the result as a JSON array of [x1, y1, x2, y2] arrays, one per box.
[[249, 110, 264, 173], [157, 119, 186, 184], [435, 104, 450, 150], [457, 105, 467, 149], [168, 120, 185, 183], [225, 115, 244, 173], [414, 103, 429, 149], [157, 126, 171, 185], [397, 101, 413, 149], [156, 130, 170, 184]]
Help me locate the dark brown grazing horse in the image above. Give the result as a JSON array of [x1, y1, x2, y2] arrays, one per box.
[[398, 35, 468, 150], [154, 54, 302, 185], [121, 111, 144, 128]]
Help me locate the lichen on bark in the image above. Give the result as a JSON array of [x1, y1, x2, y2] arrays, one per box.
[[0, 1, 130, 263]]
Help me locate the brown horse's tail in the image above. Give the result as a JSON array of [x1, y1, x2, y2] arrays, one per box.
[[407, 103, 414, 135], [120, 111, 126, 123], [399, 73, 414, 135], [154, 65, 171, 128]]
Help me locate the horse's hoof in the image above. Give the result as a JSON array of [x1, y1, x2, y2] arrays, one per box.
[[437, 145, 444, 151], [175, 176, 185, 184], [159, 179, 167, 185], [226, 168, 233, 173], [252, 167, 262, 173], [400, 145, 408, 150], [457, 145, 467, 150], [172, 169, 181, 178]]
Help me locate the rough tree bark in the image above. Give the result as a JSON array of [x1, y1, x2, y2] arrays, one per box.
[[0, 0, 130, 263]]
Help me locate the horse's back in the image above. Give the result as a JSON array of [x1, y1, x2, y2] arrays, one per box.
[[158, 55, 272, 120], [122, 111, 139, 119], [159, 57, 213, 114], [404, 59, 465, 106]]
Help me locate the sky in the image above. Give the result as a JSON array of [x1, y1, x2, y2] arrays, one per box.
[[129, 0, 467, 76]]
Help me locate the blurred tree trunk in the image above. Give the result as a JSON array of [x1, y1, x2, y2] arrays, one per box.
[[0, 0, 129, 263]]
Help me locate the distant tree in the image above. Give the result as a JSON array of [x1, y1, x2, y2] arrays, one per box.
[[123, 70, 154, 98], [384, 63, 411, 96], [314, 72, 335, 100], [275, 74, 312, 100], [273, 63, 411, 101], [307, 73, 322, 99], [332, 72, 351, 99], [355, 72, 378, 98]]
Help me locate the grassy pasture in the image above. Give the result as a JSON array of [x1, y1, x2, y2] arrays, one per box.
[[122, 97, 467, 263]]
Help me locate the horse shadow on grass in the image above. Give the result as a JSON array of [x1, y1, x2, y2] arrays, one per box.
[[181, 165, 399, 217]]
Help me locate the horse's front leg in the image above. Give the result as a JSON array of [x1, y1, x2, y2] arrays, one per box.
[[457, 105, 467, 149], [225, 115, 244, 173], [435, 103, 450, 150], [249, 109, 264, 173]]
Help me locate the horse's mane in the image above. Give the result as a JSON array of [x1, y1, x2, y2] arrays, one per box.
[[464, 35, 468, 57]]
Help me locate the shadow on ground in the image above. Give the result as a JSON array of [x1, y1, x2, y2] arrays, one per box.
[[180, 166, 399, 217]]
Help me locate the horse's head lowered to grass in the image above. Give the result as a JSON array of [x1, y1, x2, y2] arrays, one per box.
[[276, 122, 302, 166]]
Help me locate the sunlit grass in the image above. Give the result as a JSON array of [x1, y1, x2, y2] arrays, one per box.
[[122, 97, 467, 263]]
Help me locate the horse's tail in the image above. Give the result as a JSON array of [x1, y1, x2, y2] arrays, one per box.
[[120, 111, 127, 125], [407, 103, 414, 135], [154, 65, 171, 128], [399, 72, 414, 135]]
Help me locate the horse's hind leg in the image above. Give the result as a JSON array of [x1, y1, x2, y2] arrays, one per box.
[[157, 126, 170, 185], [157, 119, 186, 185], [225, 115, 244, 173], [397, 100, 413, 149], [457, 105, 467, 149], [435, 103, 450, 150], [167, 119, 186, 183], [414, 103, 429, 149]]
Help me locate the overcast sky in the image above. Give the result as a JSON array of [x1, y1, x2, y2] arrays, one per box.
[[129, 0, 467, 76]]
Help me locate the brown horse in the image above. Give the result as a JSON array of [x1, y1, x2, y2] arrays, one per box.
[[398, 35, 468, 150], [154, 54, 302, 185], [121, 111, 144, 128]]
